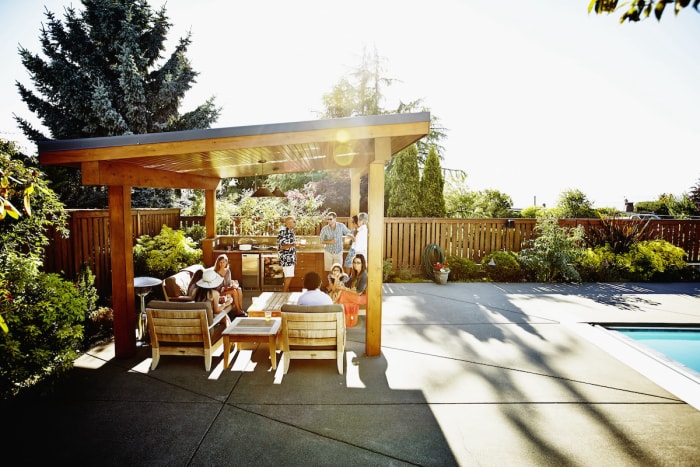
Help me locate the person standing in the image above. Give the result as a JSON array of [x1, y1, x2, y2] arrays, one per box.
[[354, 212, 368, 264], [277, 215, 298, 292], [319, 211, 351, 279], [343, 215, 358, 275]]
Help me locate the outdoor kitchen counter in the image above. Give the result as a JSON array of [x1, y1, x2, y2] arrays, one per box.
[[209, 249, 347, 292]]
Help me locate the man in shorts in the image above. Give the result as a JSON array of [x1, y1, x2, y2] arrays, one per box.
[[319, 212, 351, 282], [277, 215, 298, 292]]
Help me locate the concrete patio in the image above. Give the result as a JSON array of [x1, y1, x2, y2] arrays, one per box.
[[4, 282, 700, 466]]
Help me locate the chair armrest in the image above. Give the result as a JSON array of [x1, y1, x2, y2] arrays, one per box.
[[168, 296, 195, 303], [210, 310, 228, 328]]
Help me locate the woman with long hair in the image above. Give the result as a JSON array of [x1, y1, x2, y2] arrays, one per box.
[[336, 253, 367, 327], [194, 269, 233, 324], [213, 254, 246, 317]]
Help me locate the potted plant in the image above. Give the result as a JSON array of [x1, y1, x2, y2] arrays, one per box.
[[434, 262, 450, 285]]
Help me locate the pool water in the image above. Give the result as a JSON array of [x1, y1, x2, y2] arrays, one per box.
[[607, 327, 700, 373]]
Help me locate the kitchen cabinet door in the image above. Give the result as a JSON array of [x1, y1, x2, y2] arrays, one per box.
[[227, 253, 243, 280], [290, 253, 323, 291]]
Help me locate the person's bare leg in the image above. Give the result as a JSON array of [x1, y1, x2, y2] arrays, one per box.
[[283, 276, 292, 292]]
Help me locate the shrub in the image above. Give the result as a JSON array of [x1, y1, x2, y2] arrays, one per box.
[[76, 264, 113, 348], [133, 225, 202, 278], [578, 240, 692, 282], [382, 259, 395, 282], [446, 255, 481, 281], [583, 215, 654, 254], [481, 251, 523, 282], [0, 272, 86, 399], [626, 240, 687, 281], [518, 216, 584, 282], [183, 223, 207, 248]]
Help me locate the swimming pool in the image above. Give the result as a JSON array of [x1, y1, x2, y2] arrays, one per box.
[[571, 323, 700, 411], [606, 326, 700, 374]]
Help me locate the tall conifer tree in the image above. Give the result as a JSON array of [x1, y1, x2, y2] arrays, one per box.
[[15, 0, 220, 208], [419, 146, 446, 217], [387, 144, 421, 217]]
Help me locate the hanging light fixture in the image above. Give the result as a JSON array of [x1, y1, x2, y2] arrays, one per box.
[[251, 159, 275, 197]]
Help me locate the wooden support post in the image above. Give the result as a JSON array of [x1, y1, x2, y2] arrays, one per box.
[[109, 185, 136, 357], [366, 137, 390, 357]]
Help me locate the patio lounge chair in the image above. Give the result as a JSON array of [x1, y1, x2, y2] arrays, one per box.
[[280, 303, 345, 375], [146, 300, 228, 371]]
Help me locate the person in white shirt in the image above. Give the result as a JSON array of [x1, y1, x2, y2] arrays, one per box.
[[297, 272, 333, 306], [353, 212, 368, 262]]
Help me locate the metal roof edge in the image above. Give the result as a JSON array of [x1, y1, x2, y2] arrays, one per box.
[[37, 112, 431, 152]]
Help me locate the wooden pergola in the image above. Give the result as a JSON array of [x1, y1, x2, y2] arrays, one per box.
[[38, 112, 431, 358]]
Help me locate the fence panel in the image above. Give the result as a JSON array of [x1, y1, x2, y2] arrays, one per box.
[[44, 212, 700, 299]]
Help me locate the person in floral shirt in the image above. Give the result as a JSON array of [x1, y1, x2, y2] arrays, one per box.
[[277, 216, 298, 292]]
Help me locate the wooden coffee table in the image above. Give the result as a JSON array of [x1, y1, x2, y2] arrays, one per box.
[[222, 317, 282, 369], [246, 292, 301, 318]]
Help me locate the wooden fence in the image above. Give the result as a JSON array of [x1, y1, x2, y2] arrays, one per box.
[[44, 210, 700, 298]]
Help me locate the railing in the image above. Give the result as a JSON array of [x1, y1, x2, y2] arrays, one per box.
[[44, 210, 700, 298]]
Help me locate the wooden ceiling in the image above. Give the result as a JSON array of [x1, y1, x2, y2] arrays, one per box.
[[38, 113, 431, 190]]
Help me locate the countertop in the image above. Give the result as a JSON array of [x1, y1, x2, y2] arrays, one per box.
[[213, 247, 331, 254]]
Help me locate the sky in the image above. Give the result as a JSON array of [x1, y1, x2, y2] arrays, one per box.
[[1, 0, 698, 210]]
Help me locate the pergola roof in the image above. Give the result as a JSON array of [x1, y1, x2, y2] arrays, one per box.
[[37, 111, 431, 359], [38, 112, 431, 190]]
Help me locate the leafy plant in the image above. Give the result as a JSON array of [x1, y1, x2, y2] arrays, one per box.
[[481, 251, 523, 282], [133, 225, 202, 278], [518, 216, 585, 282], [446, 255, 480, 281], [0, 272, 86, 399], [382, 259, 395, 282], [583, 215, 654, 254], [75, 263, 113, 348]]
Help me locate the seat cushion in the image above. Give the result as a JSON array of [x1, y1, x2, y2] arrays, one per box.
[[164, 271, 193, 298], [281, 304, 344, 314], [146, 299, 214, 325]]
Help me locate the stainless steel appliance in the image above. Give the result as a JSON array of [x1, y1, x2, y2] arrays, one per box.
[[260, 253, 284, 291], [241, 253, 259, 290]]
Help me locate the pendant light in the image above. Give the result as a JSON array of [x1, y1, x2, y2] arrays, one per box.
[[251, 159, 274, 197]]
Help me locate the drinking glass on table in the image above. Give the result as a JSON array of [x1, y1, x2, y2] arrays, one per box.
[[264, 310, 272, 322]]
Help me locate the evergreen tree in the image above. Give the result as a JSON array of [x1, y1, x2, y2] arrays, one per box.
[[15, 0, 220, 208], [419, 146, 446, 217], [387, 144, 421, 217]]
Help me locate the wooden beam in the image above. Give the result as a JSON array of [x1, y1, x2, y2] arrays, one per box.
[[366, 137, 390, 357], [108, 185, 136, 358], [201, 189, 217, 267], [81, 161, 220, 190], [350, 169, 362, 216]]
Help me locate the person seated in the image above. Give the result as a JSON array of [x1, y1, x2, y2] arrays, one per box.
[[326, 262, 349, 303], [184, 268, 204, 301], [194, 268, 234, 324], [298, 271, 333, 306], [336, 254, 367, 326], [213, 253, 246, 317]]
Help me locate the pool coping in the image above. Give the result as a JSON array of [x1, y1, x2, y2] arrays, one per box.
[[567, 321, 700, 412]]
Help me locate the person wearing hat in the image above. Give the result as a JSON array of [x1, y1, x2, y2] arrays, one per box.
[[326, 262, 349, 303], [194, 269, 234, 323]]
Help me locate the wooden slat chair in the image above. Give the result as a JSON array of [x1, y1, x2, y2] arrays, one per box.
[[146, 300, 228, 371], [280, 304, 345, 375]]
